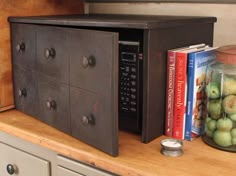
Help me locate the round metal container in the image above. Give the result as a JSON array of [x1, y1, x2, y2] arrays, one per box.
[[160, 139, 183, 157]]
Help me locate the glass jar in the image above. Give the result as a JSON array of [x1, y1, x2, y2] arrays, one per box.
[[202, 45, 236, 152]]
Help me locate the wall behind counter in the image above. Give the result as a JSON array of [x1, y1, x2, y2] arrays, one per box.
[[86, 2, 236, 47]]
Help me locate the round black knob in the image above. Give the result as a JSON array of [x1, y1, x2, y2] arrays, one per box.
[[18, 88, 27, 97], [81, 56, 89, 68], [16, 43, 25, 53], [46, 100, 56, 110], [81, 115, 94, 125], [6, 164, 16, 175], [81, 56, 95, 68], [44, 48, 56, 59]]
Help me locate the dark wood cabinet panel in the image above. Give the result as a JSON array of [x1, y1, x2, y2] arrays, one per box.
[[37, 26, 70, 84], [9, 14, 216, 156], [141, 23, 215, 142], [69, 28, 118, 95], [70, 86, 118, 156], [37, 75, 70, 134], [13, 65, 38, 117], [11, 24, 36, 70], [10, 20, 119, 156]]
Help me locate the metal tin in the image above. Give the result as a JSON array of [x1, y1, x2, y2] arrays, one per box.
[[160, 139, 183, 157]]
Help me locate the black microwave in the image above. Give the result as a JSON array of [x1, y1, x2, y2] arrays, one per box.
[[118, 41, 143, 134]]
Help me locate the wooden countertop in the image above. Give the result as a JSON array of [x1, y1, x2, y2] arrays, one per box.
[[0, 110, 235, 176]]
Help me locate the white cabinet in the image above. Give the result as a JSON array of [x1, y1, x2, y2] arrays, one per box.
[[57, 155, 115, 176], [57, 166, 84, 176], [0, 143, 50, 176], [0, 132, 117, 176]]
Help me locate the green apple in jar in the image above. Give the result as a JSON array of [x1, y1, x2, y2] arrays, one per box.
[[222, 76, 236, 96], [229, 113, 236, 122], [216, 118, 233, 131], [206, 82, 220, 99], [213, 130, 232, 147], [212, 118, 233, 147], [207, 119, 217, 131], [222, 95, 236, 115], [231, 128, 236, 145], [207, 100, 222, 119], [205, 119, 217, 138], [206, 130, 214, 138]]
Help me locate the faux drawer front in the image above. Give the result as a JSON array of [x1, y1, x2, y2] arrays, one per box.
[[57, 155, 116, 176], [69, 28, 118, 95], [0, 143, 50, 176], [38, 75, 70, 134], [70, 87, 118, 156], [13, 65, 38, 117], [57, 166, 83, 176], [37, 26, 69, 84], [11, 23, 36, 70]]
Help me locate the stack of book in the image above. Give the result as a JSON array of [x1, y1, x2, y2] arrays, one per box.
[[165, 44, 217, 140]]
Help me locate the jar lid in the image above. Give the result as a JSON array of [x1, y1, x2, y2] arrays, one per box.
[[216, 45, 236, 64]]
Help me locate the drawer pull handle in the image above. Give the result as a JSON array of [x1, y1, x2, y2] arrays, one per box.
[[82, 115, 94, 125], [6, 164, 17, 175], [46, 100, 57, 110], [81, 56, 95, 68], [45, 48, 56, 59], [18, 88, 27, 97], [16, 42, 25, 53]]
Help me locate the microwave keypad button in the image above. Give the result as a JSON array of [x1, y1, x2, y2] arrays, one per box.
[[122, 102, 128, 106], [125, 66, 130, 72], [130, 88, 136, 93], [121, 107, 129, 111], [130, 74, 136, 79], [122, 72, 128, 77], [131, 67, 136, 73], [130, 107, 136, 112], [131, 81, 136, 86], [131, 94, 136, 99]]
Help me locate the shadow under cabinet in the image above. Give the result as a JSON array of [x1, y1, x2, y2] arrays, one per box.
[[8, 14, 216, 156]]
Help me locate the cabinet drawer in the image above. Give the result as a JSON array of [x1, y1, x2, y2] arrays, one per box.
[[36, 26, 69, 84], [0, 142, 50, 176], [57, 166, 83, 176], [70, 86, 118, 156], [11, 23, 36, 70], [38, 75, 70, 133], [69, 28, 118, 95], [13, 65, 38, 117], [57, 155, 116, 176]]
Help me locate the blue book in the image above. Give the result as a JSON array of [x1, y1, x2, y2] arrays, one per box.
[[185, 47, 216, 141]]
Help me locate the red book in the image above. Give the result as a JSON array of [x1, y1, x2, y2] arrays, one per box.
[[173, 51, 188, 139], [165, 50, 178, 137], [165, 44, 206, 137], [172, 45, 207, 139]]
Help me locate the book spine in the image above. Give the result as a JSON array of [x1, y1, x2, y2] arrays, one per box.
[[173, 52, 187, 139], [185, 53, 195, 141], [165, 51, 176, 137]]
